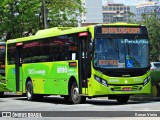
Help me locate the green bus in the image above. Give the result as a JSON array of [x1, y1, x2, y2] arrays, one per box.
[[6, 23, 151, 104], [0, 42, 7, 96]]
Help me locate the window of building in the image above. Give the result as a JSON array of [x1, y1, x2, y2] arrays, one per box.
[[109, 7, 112, 11]]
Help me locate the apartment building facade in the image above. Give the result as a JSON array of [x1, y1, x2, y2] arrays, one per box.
[[103, 3, 136, 23]]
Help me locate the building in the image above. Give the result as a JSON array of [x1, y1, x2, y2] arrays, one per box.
[[103, 3, 136, 23], [146, 0, 160, 4], [136, 1, 160, 21], [81, 0, 103, 26]]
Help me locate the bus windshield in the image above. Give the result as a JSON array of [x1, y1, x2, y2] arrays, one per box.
[[94, 38, 149, 69]]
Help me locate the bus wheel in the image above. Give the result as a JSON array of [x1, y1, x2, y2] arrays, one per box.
[[26, 81, 35, 101], [70, 82, 86, 104], [116, 95, 130, 104], [0, 92, 4, 97]]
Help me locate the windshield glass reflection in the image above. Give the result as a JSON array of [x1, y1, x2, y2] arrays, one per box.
[[94, 38, 149, 69]]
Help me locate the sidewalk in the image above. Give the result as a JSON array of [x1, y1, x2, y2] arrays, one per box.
[[130, 95, 160, 101]]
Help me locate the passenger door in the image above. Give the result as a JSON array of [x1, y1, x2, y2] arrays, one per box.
[[78, 32, 91, 95], [15, 42, 23, 93]]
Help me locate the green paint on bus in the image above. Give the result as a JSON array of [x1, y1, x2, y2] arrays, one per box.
[[6, 23, 151, 103]]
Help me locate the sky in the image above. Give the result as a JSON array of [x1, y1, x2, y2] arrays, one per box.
[[102, 0, 159, 6], [112, 0, 145, 5]]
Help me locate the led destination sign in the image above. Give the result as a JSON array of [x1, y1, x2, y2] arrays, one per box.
[[95, 26, 147, 35], [102, 27, 141, 34]]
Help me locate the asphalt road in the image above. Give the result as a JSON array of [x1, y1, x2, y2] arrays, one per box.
[[1, 94, 160, 120]]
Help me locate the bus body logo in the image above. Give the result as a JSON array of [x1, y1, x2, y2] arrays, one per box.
[[28, 69, 46, 75], [57, 67, 67, 73]]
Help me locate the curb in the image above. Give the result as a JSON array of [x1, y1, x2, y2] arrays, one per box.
[[130, 95, 160, 101]]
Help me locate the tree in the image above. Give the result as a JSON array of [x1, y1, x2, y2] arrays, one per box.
[[45, 0, 84, 27], [141, 12, 160, 61], [127, 11, 138, 24], [0, 0, 85, 40], [128, 11, 160, 61], [0, 0, 40, 40]]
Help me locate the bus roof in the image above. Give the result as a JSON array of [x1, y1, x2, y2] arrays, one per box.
[[97, 22, 142, 27], [7, 26, 88, 44], [7, 22, 143, 44]]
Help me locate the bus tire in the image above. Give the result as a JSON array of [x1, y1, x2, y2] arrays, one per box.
[[0, 92, 4, 97], [70, 82, 86, 104], [116, 95, 130, 104], [26, 81, 36, 101]]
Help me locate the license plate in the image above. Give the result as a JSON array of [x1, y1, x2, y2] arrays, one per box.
[[122, 87, 132, 91]]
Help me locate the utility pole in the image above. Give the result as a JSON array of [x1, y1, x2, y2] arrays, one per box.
[[42, 0, 48, 29]]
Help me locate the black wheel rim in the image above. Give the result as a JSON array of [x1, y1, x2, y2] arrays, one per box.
[[72, 87, 79, 102], [27, 84, 32, 99]]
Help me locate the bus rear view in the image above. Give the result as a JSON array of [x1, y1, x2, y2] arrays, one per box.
[[91, 24, 151, 103], [0, 42, 7, 96]]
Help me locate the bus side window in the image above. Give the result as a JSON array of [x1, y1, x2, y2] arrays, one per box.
[[65, 34, 78, 60], [8, 45, 16, 64], [67, 43, 78, 60]]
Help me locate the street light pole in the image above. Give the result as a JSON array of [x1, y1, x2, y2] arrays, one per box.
[[42, 0, 47, 29]]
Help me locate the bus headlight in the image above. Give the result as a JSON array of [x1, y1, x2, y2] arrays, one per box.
[[94, 75, 108, 87], [143, 76, 150, 86], [94, 75, 101, 83], [102, 79, 108, 87]]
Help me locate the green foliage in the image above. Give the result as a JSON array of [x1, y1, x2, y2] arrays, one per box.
[[127, 11, 138, 24], [0, 0, 85, 40], [45, 0, 84, 27], [141, 12, 160, 61], [0, 0, 40, 40], [128, 12, 160, 61]]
